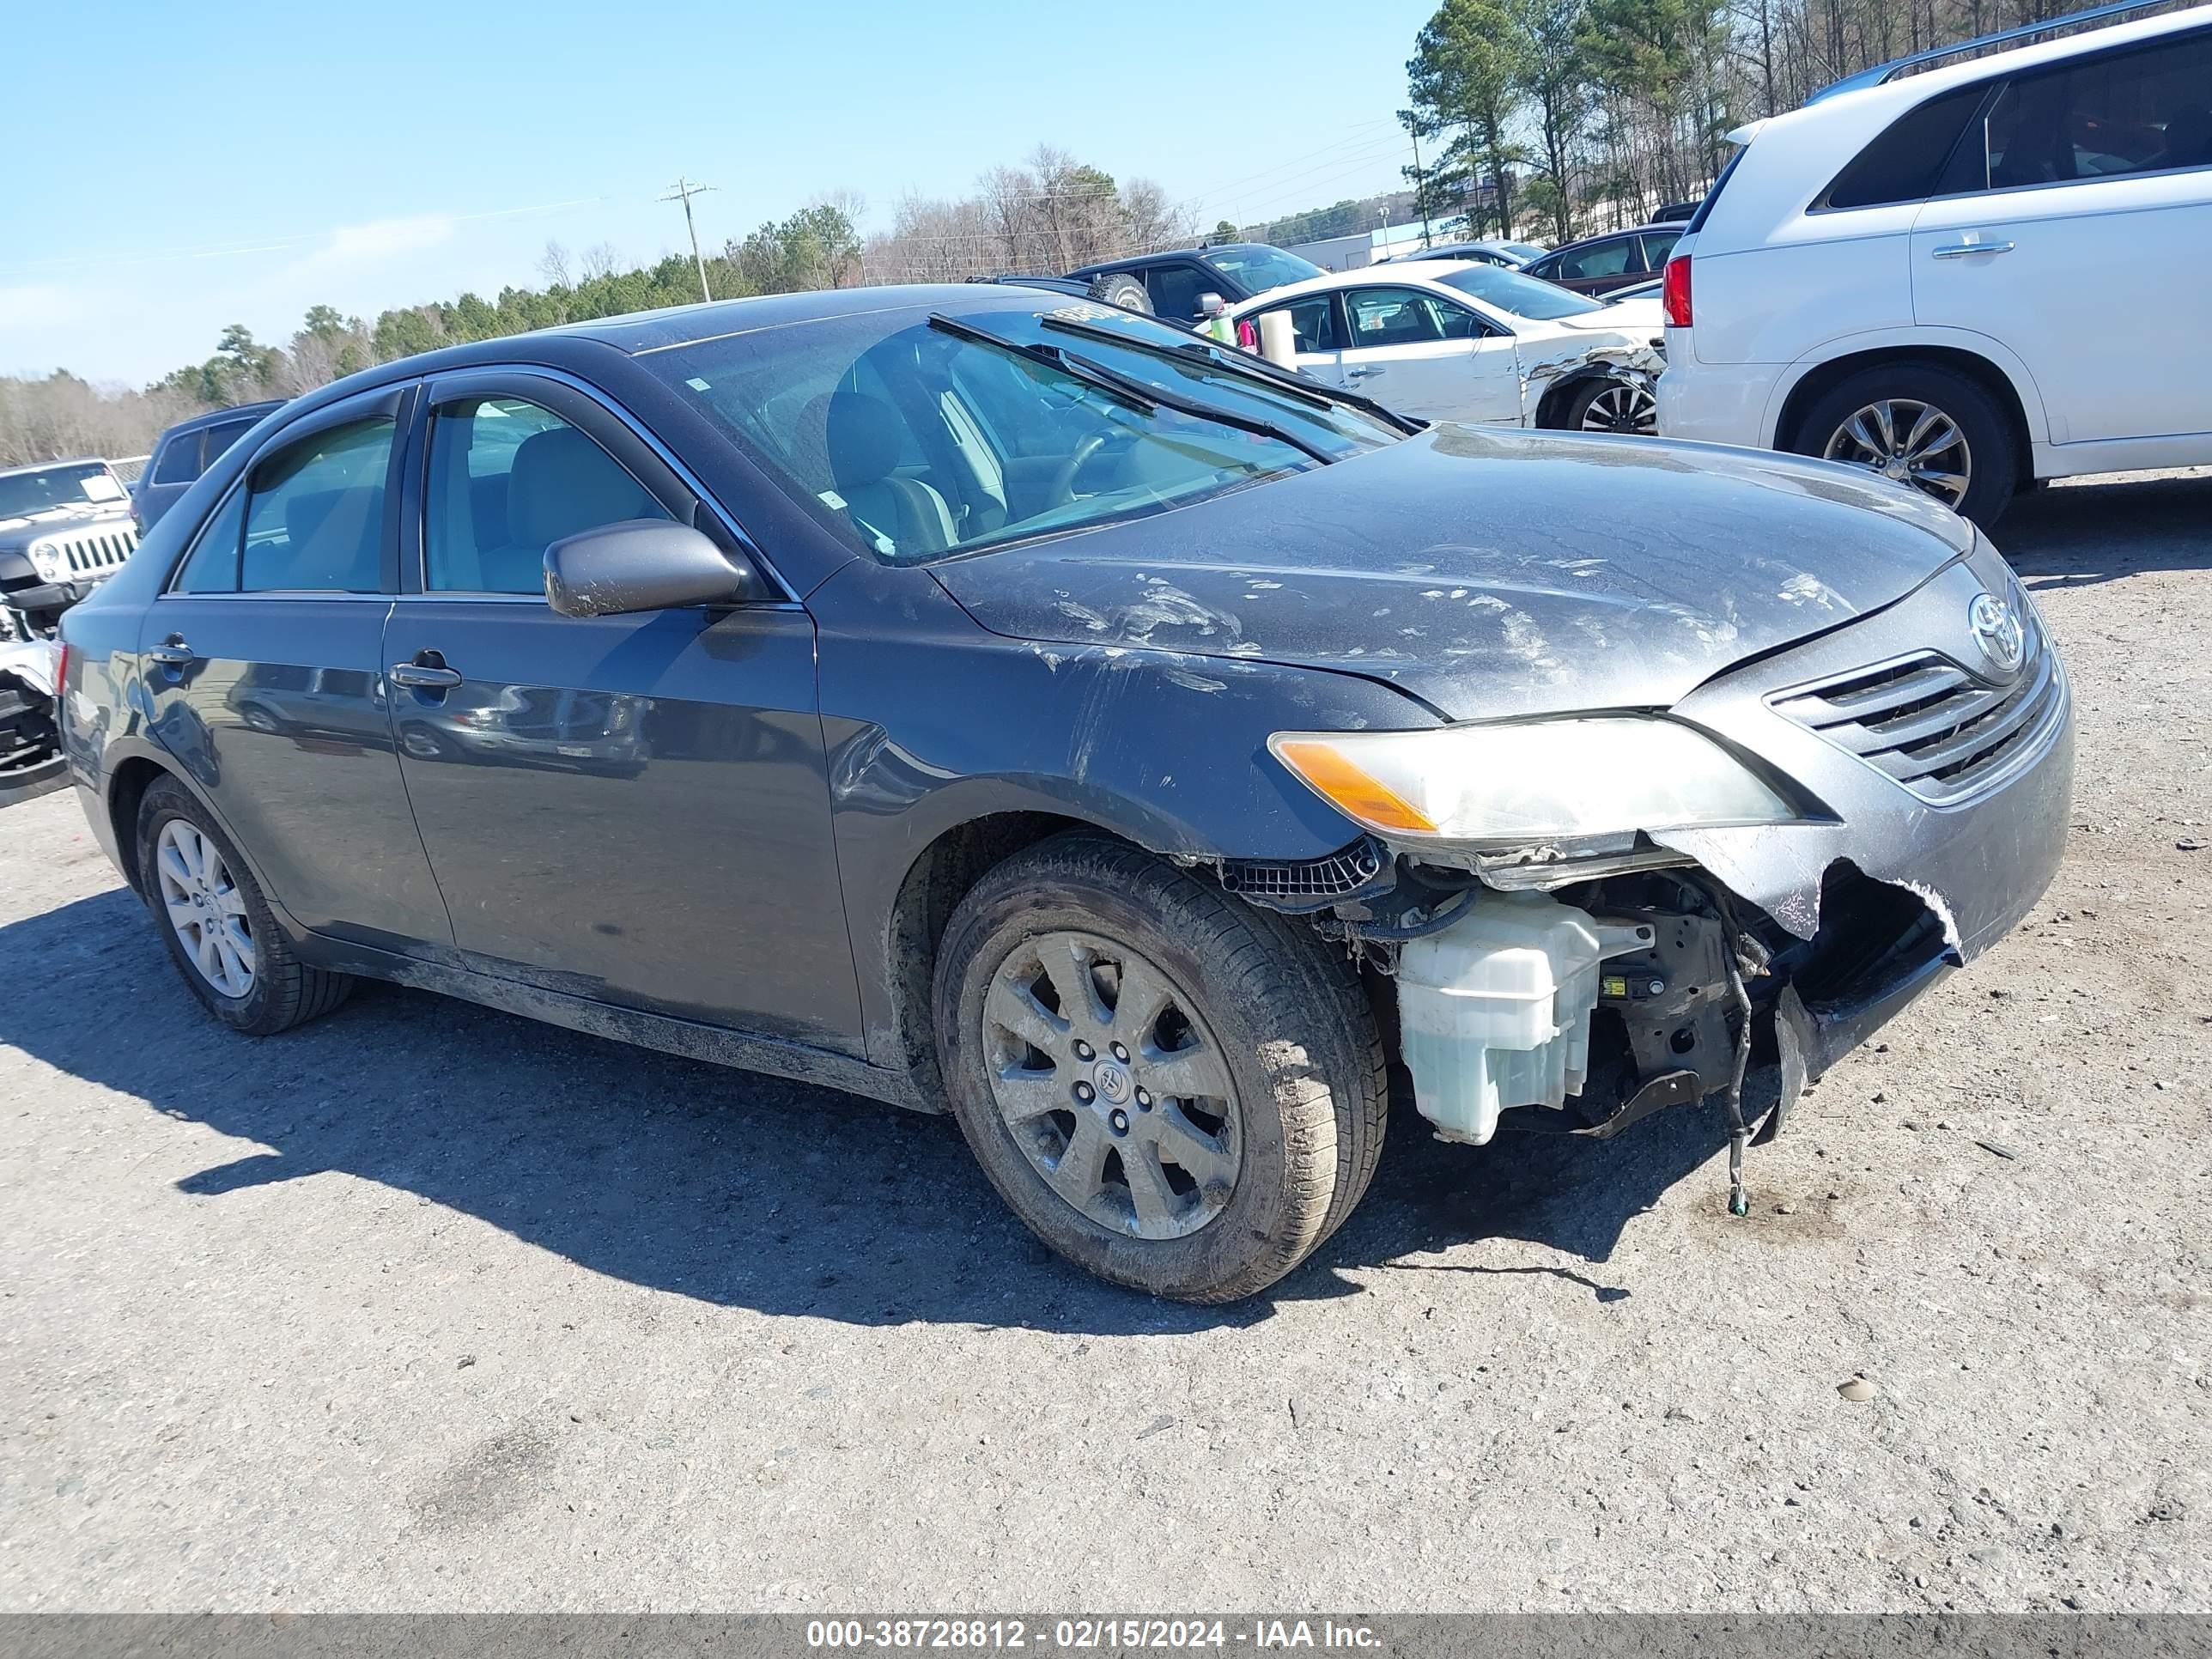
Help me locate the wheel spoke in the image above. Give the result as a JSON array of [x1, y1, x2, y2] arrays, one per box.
[[192, 924, 221, 981], [1123, 1143, 1181, 1232], [1046, 1115, 1111, 1211], [986, 974, 1066, 1059], [157, 842, 193, 895], [1152, 1104, 1236, 1188], [1911, 467, 1969, 502], [1141, 1036, 1232, 1103], [216, 884, 249, 919], [222, 917, 256, 977], [992, 1065, 1065, 1124], [162, 896, 199, 933], [1038, 936, 1110, 1035], [213, 934, 246, 994], [1900, 404, 1946, 460], [1109, 956, 1175, 1046]]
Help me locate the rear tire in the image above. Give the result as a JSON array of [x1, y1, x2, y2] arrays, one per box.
[[1792, 362, 2018, 528], [933, 833, 1387, 1303], [136, 775, 354, 1036]]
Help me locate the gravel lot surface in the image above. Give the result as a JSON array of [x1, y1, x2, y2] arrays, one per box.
[[1, 471, 2206, 1613]]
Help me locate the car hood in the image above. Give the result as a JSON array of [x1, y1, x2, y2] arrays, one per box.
[[932, 423, 1973, 721], [0, 501, 134, 552]]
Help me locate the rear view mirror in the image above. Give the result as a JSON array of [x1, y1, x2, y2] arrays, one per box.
[[543, 520, 753, 617]]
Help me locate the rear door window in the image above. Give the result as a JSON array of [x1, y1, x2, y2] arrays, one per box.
[[150, 434, 204, 486], [1820, 82, 1990, 209], [1552, 237, 1637, 280], [239, 418, 395, 593], [1253, 294, 1342, 352]]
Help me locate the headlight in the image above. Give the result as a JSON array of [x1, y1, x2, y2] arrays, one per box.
[[27, 541, 64, 583], [1268, 715, 1798, 847]]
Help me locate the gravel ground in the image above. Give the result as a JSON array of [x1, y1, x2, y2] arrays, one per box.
[[1, 471, 2206, 1613]]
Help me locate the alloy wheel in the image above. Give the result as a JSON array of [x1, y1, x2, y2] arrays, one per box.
[[1580, 380, 1656, 434], [155, 819, 256, 997], [1822, 398, 1972, 507], [981, 930, 1241, 1240]]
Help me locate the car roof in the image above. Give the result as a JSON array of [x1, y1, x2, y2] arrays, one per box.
[[1539, 224, 1671, 256], [162, 400, 286, 437]]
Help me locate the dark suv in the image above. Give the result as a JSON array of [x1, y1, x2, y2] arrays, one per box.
[[1521, 225, 1683, 295], [1066, 244, 1323, 322], [137, 401, 285, 534]]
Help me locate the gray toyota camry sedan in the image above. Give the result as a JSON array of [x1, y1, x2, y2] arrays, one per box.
[[58, 286, 2072, 1302]]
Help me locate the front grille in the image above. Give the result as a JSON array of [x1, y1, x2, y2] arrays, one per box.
[[40, 526, 137, 578], [1771, 620, 2063, 805]]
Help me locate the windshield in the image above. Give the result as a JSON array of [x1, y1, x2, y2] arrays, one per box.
[[1205, 246, 1324, 293], [0, 461, 125, 520], [641, 298, 1399, 564], [1498, 242, 1548, 263], [1434, 264, 1605, 321]]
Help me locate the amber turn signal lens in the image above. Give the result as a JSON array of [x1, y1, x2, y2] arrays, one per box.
[[1272, 738, 1437, 835]]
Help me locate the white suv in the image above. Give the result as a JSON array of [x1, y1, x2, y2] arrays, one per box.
[[1656, 0, 2212, 526]]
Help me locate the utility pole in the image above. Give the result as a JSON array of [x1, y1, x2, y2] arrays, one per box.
[[1409, 124, 1434, 251], [660, 178, 718, 302]]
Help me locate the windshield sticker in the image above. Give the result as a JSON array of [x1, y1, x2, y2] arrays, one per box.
[[817, 489, 848, 510], [685, 377, 713, 392], [79, 474, 125, 501], [1046, 302, 1121, 325]]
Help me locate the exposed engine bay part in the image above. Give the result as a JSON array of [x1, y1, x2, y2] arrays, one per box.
[[1395, 891, 1653, 1145]]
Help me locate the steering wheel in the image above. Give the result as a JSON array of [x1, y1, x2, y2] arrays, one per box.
[[1046, 427, 1117, 510]]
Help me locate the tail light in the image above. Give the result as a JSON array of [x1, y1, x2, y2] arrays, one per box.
[[53, 642, 70, 716], [1662, 253, 1692, 328]]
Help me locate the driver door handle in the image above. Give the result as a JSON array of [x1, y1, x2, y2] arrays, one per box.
[[390, 659, 463, 690], [1932, 240, 2014, 258], [1344, 365, 1385, 380]]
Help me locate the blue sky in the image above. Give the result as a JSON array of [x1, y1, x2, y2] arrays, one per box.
[[8, 0, 1437, 386]]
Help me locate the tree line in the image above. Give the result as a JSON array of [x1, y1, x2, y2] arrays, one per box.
[[1400, 0, 2093, 244]]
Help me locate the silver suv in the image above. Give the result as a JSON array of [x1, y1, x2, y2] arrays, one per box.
[[1, 458, 140, 644]]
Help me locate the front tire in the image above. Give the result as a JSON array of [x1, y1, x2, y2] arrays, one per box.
[[1561, 374, 1656, 434], [136, 776, 354, 1035], [1792, 362, 2019, 527], [933, 834, 1387, 1303]]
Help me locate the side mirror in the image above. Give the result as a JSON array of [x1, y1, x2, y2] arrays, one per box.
[[1196, 291, 1227, 318], [543, 520, 753, 617]]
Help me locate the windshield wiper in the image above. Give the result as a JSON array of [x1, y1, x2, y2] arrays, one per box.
[[929, 313, 1158, 415], [932, 313, 1338, 466], [1038, 313, 1423, 434]]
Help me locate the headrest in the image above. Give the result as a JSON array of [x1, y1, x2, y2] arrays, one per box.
[[824, 392, 908, 489], [508, 427, 653, 549]]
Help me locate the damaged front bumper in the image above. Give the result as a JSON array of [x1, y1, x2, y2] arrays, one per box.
[[1282, 541, 2074, 1149]]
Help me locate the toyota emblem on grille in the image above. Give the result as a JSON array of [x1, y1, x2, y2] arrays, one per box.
[[1968, 592, 2026, 679]]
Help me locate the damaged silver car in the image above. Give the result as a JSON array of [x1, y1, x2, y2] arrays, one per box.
[[59, 286, 2071, 1303]]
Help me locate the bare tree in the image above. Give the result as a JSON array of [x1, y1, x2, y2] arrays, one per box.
[[580, 241, 623, 283], [538, 240, 573, 288]]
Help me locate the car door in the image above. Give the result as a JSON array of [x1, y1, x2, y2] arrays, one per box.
[[1336, 285, 1525, 422], [1911, 24, 2212, 444], [139, 386, 453, 950], [382, 368, 860, 1052]]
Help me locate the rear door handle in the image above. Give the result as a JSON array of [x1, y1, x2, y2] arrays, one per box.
[[1931, 240, 2014, 258], [146, 638, 194, 666], [1344, 365, 1384, 380], [390, 662, 463, 690]]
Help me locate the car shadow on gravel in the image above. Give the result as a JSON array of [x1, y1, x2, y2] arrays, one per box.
[[1997, 471, 2212, 587], [4, 887, 1743, 1334]]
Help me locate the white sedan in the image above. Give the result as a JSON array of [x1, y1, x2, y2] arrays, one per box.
[[1224, 259, 1662, 433]]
